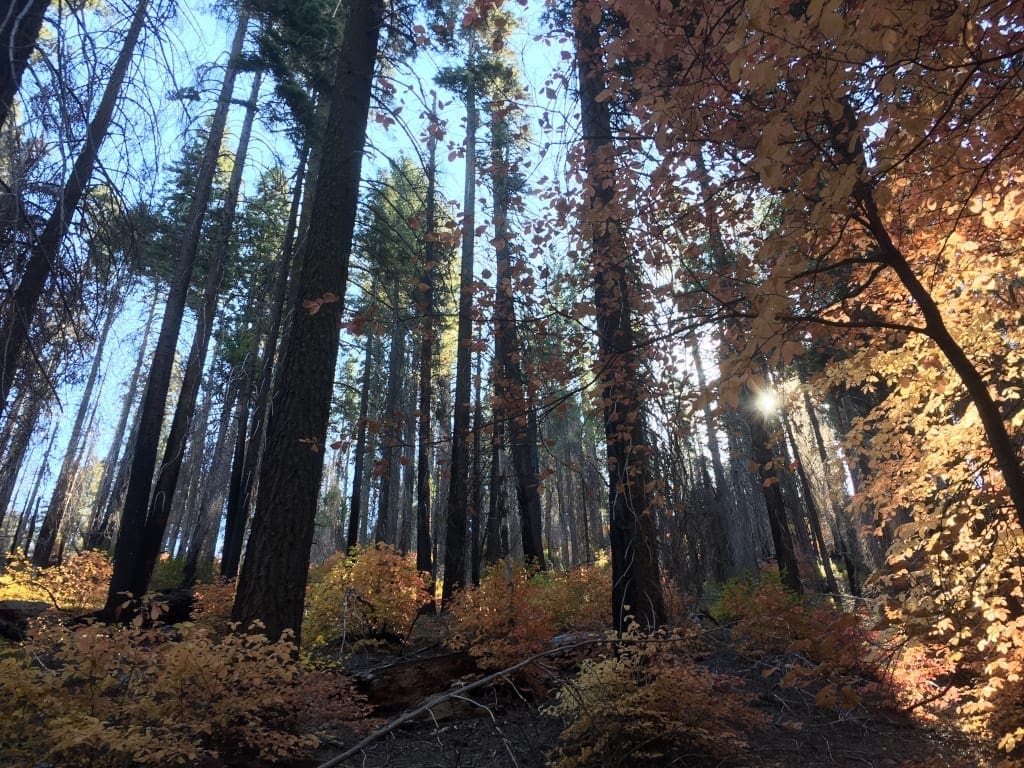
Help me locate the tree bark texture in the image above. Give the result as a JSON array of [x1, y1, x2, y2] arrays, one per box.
[[232, 0, 385, 642], [574, 2, 665, 630]]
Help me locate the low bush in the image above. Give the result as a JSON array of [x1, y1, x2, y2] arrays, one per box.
[[544, 627, 766, 767], [304, 543, 431, 650], [0, 622, 369, 766]]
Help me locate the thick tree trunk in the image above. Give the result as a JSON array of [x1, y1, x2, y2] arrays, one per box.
[[232, 0, 385, 642], [574, 2, 665, 630], [0, 0, 49, 130], [0, 1, 148, 413], [441, 42, 479, 608]]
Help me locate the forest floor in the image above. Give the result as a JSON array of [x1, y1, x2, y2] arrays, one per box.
[[306, 616, 998, 768]]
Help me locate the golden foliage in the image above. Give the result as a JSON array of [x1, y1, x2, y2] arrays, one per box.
[[544, 627, 766, 767], [304, 543, 430, 649], [0, 550, 111, 611], [447, 558, 612, 669], [0, 622, 368, 766]]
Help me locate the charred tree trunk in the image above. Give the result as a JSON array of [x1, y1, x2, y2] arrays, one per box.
[[574, 2, 665, 630], [232, 0, 385, 642], [104, 10, 248, 617], [0, 0, 49, 130]]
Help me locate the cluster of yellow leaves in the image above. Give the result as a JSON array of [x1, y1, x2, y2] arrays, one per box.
[[0, 550, 111, 611], [714, 570, 875, 711], [0, 622, 369, 766], [447, 558, 612, 670], [544, 627, 766, 768], [304, 543, 431, 649]]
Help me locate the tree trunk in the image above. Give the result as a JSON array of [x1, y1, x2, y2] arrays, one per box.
[[573, 2, 665, 630], [347, 302, 378, 553], [229, 142, 308, 565], [441, 36, 479, 608], [0, 0, 49, 130], [375, 284, 407, 546], [183, 380, 238, 587], [0, 1, 148, 413], [415, 105, 439, 578], [33, 299, 117, 565], [86, 286, 158, 550], [232, 0, 385, 642], [489, 102, 545, 569], [135, 69, 261, 594]]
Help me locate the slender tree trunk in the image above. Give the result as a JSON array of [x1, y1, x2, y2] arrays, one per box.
[[104, 11, 249, 617], [781, 409, 840, 598], [33, 300, 117, 565], [233, 0, 385, 642], [375, 285, 407, 545], [183, 380, 238, 587], [220, 369, 253, 577], [489, 102, 544, 569], [743, 389, 803, 593], [229, 143, 308, 562], [0, 395, 44, 532], [347, 306, 377, 553], [0, 1, 148, 413], [0, 0, 49, 130], [135, 69, 261, 594], [415, 106, 439, 578], [441, 37, 479, 608], [86, 287, 158, 550], [574, 2, 665, 630]]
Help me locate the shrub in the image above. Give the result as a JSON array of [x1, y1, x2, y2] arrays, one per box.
[[0, 550, 111, 611], [0, 622, 369, 766], [544, 628, 766, 767], [712, 568, 875, 709], [448, 558, 615, 669], [304, 544, 430, 650], [448, 560, 555, 669]]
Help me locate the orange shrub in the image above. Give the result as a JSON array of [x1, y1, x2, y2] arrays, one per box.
[[304, 544, 430, 649], [0, 623, 368, 766], [448, 558, 615, 669], [447, 560, 555, 669], [545, 628, 766, 767], [713, 569, 875, 709]]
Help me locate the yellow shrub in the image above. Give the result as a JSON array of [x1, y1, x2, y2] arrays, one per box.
[[304, 544, 430, 649], [0, 550, 111, 611], [0, 623, 368, 766], [545, 629, 766, 767]]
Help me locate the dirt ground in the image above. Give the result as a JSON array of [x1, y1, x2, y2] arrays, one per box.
[[310, 623, 999, 768]]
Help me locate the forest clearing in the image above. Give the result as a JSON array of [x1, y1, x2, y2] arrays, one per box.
[[1, 0, 1022, 765]]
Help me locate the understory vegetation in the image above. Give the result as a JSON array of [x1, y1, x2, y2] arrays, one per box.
[[1, 549, 1017, 767]]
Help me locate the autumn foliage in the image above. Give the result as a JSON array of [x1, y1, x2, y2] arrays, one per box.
[[447, 557, 612, 669], [545, 627, 766, 767], [304, 543, 431, 649], [0, 622, 368, 766]]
